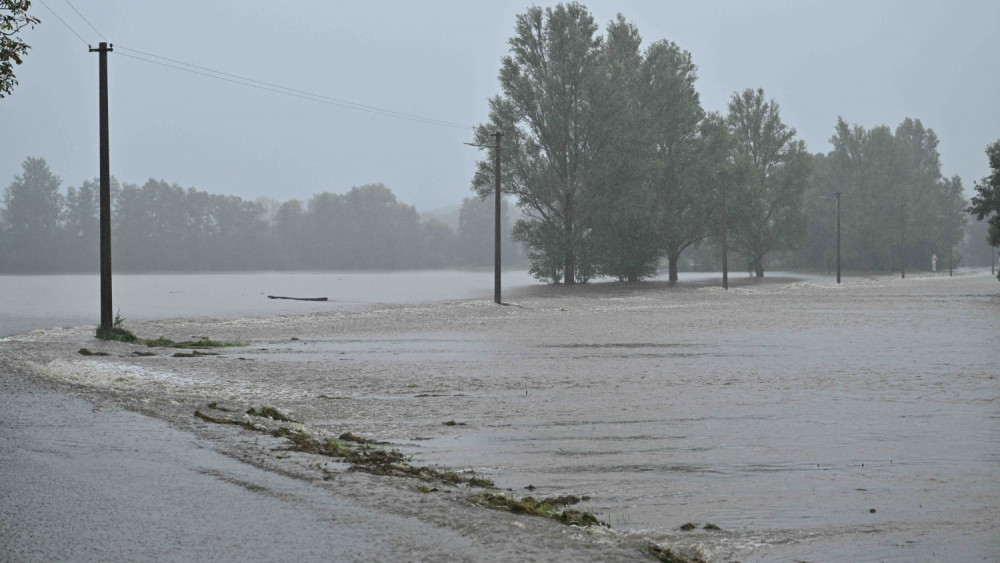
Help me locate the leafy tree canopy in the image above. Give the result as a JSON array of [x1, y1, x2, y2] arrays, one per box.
[[969, 139, 1000, 246], [0, 0, 40, 98]]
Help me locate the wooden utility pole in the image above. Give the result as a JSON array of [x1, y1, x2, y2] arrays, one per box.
[[835, 191, 841, 283], [465, 133, 504, 304], [90, 42, 113, 329], [493, 131, 503, 304], [718, 171, 728, 290], [899, 202, 905, 279]]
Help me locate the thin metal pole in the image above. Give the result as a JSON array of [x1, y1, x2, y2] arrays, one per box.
[[836, 191, 841, 284], [493, 131, 503, 304], [90, 42, 113, 330]]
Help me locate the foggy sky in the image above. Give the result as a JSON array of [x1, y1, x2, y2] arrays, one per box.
[[2, 0, 997, 212]]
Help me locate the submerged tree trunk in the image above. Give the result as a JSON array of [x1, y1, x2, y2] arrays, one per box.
[[667, 248, 681, 282], [564, 192, 576, 285]]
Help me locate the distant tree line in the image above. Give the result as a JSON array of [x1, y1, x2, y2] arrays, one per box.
[[0, 156, 526, 273], [4, 3, 993, 281], [472, 3, 978, 283]]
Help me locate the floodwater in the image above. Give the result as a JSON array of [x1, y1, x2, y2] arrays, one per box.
[[3, 270, 998, 560], [0, 270, 540, 338]]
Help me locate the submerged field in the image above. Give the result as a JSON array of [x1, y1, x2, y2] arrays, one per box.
[[3, 272, 998, 561]]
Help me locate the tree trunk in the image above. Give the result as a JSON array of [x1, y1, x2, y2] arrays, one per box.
[[627, 272, 638, 283], [755, 258, 764, 278], [563, 193, 575, 285], [667, 249, 680, 282]]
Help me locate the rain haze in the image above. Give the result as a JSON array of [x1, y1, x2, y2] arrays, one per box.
[[2, 0, 998, 210], [3, 2, 1000, 562]]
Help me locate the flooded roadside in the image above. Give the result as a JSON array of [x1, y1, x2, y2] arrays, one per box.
[[0, 362, 642, 562], [3, 272, 998, 560]]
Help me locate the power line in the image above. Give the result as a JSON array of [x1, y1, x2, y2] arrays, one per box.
[[36, 0, 89, 46], [37, 1, 475, 131], [115, 50, 473, 130], [114, 46, 473, 130], [63, 0, 106, 41]]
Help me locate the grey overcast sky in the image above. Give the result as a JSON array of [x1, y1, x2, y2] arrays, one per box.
[[3, 1, 998, 211]]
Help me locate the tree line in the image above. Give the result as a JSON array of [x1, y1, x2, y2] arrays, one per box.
[[0, 156, 525, 273], [4, 2, 995, 280], [471, 3, 980, 283]]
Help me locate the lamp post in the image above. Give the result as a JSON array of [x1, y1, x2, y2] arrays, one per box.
[[822, 192, 841, 284], [717, 170, 728, 290], [465, 132, 504, 304]]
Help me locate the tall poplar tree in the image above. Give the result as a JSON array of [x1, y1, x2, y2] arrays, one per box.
[[472, 3, 606, 284], [725, 88, 810, 277]]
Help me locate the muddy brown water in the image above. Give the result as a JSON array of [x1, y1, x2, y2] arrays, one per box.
[[3, 271, 998, 561]]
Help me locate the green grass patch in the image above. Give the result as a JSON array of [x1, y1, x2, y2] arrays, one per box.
[[94, 311, 241, 348], [95, 311, 139, 343]]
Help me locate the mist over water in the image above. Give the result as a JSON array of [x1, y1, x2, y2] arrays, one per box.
[[0, 270, 540, 338]]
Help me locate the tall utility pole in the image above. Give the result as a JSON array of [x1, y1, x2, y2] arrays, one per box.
[[822, 192, 842, 283], [465, 133, 504, 304], [898, 202, 905, 279], [835, 191, 841, 284], [493, 131, 503, 305], [90, 42, 113, 330], [718, 171, 728, 290]]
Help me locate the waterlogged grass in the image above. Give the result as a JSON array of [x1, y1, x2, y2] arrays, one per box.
[[246, 406, 296, 423], [172, 350, 220, 358], [193, 402, 699, 560], [193, 404, 494, 488], [95, 311, 139, 343], [95, 325, 138, 342], [146, 337, 245, 348], [647, 544, 707, 563], [468, 492, 607, 527], [94, 311, 242, 349]]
